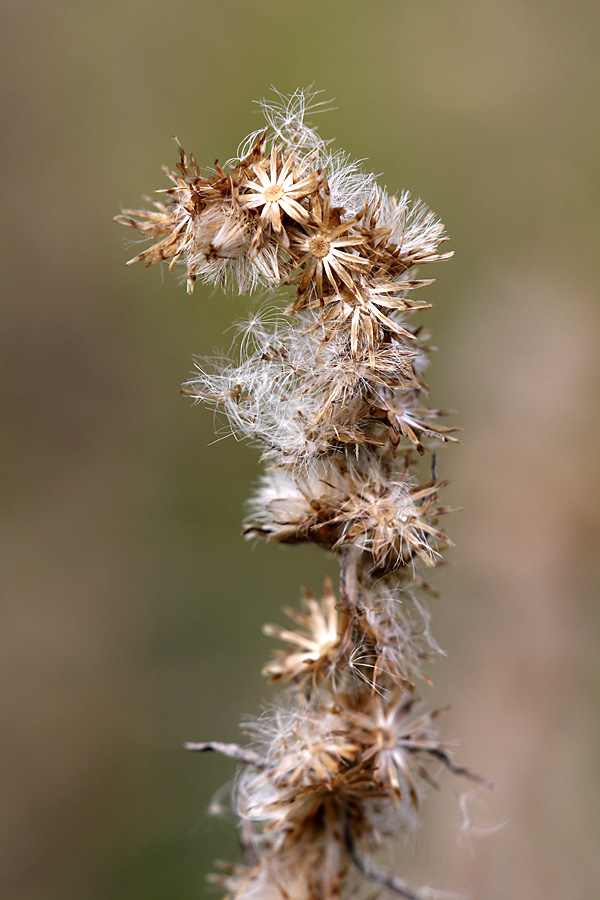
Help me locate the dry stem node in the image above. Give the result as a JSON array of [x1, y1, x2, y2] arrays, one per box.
[[117, 88, 486, 900]]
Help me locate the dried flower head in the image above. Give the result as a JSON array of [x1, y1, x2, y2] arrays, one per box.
[[238, 142, 318, 245], [263, 579, 346, 683]]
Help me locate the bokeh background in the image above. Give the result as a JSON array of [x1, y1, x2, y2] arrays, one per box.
[[2, 1, 599, 898]]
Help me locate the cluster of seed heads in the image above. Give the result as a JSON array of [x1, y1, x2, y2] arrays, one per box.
[[117, 90, 487, 900]]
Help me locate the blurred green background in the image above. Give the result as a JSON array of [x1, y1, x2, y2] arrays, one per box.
[[2, 1, 599, 898]]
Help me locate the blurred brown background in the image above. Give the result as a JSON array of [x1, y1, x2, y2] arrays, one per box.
[[2, 1, 599, 898]]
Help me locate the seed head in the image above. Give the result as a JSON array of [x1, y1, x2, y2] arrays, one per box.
[[117, 90, 479, 900]]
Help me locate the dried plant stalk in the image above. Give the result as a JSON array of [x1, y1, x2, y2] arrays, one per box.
[[117, 89, 487, 900]]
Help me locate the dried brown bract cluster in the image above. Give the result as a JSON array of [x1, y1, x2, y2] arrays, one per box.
[[117, 90, 486, 900]]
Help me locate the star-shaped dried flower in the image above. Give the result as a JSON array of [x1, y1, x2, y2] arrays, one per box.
[[349, 692, 489, 807], [319, 282, 427, 365], [239, 143, 319, 247], [336, 474, 453, 570], [263, 578, 346, 682], [346, 693, 441, 807], [290, 196, 371, 301]]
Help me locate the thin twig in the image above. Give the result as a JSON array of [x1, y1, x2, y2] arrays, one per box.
[[184, 741, 265, 769], [344, 825, 429, 900], [426, 748, 493, 789]]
